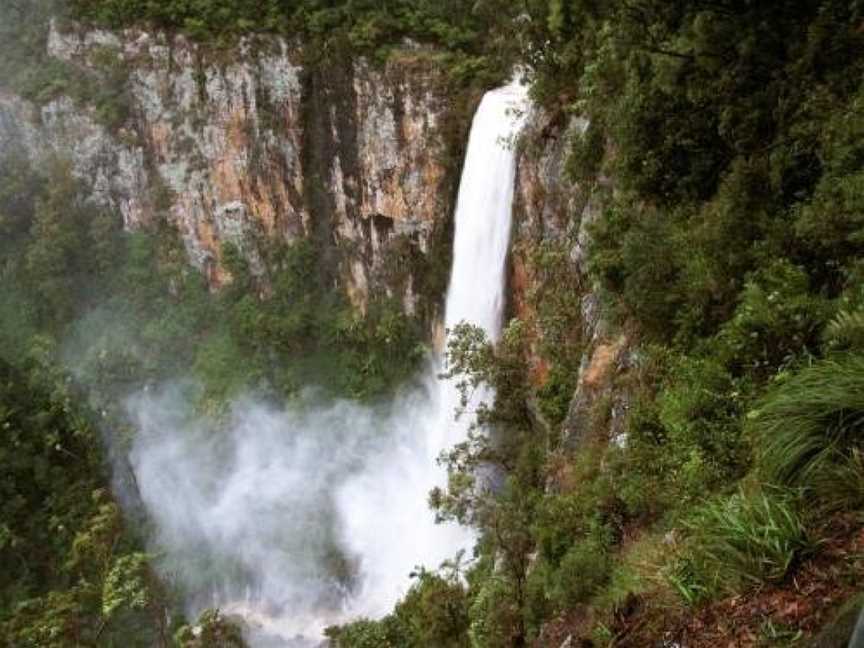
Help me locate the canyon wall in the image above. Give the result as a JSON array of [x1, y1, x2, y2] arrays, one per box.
[[512, 109, 633, 449], [0, 19, 632, 448], [0, 21, 478, 317]]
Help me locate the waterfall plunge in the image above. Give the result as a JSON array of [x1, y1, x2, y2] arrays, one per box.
[[337, 79, 530, 616], [123, 80, 529, 645]]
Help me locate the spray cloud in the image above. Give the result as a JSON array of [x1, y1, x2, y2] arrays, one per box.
[[117, 79, 530, 645]]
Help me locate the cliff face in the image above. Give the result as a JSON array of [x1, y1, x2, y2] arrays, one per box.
[[512, 110, 633, 448], [0, 21, 476, 316], [0, 20, 630, 445]]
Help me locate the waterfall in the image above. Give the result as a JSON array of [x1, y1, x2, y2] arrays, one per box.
[[336, 78, 530, 618], [439, 80, 530, 446], [122, 80, 530, 646], [445, 81, 530, 343]]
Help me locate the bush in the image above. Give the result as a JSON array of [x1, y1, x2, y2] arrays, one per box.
[[325, 618, 394, 648], [326, 568, 469, 648], [467, 577, 522, 648], [175, 609, 246, 648], [715, 260, 831, 374], [393, 570, 470, 648], [548, 524, 612, 609], [658, 355, 751, 496]]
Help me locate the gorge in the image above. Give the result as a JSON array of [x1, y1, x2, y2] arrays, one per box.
[[3, 3, 864, 647], [123, 79, 530, 646]]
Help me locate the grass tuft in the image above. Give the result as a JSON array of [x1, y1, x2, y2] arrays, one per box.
[[670, 488, 816, 601], [752, 354, 864, 488]]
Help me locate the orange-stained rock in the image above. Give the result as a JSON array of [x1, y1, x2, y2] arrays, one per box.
[[1, 21, 476, 317]]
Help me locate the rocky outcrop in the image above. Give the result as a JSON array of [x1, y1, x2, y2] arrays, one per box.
[[511, 109, 633, 447], [0, 21, 476, 315], [511, 110, 589, 338]]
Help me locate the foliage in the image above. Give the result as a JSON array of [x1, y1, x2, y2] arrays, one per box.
[[0, 156, 424, 406], [0, 146, 425, 643], [526, 241, 585, 426], [467, 575, 523, 648], [404, 1, 864, 642], [752, 354, 864, 491], [175, 609, 246, 648], [392, 568, 471, 648], [671, 488, 816, 601], [69, 0, 521, 85], [326, 618, 394, 648], [101, 554, 152, 619], [326, 566, 470, 648], [0, 357, 166, 646], [824, 309, 864, 351], [4, 0, 864, 644], [546, 523, 612, 609]]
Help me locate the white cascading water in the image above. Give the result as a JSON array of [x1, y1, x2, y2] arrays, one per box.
[[336, 78, 530, 616], [121, 80, 530, 646]]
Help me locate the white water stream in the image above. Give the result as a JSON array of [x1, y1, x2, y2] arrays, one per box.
[[124, 80, 529, 645], [337, 78, 530, 619]]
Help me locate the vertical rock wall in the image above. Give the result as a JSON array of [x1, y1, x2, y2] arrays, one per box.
[[511, 109, 633, 448], [0, 21, 478, 316]]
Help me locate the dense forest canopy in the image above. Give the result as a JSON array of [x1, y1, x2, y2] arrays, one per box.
[[2, 0, 864, 646]]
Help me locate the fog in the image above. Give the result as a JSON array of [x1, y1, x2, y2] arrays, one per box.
[[124, 367, 473, 644], [117, 80, 529, 644]]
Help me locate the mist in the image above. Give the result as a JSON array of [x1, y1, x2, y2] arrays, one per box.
[[123, 366, 474, 644], [115, 80, 529, 645]]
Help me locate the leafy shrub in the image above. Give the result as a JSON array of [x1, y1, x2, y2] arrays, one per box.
[[468, 576, 523, 648], [536, 362, 578, 429], [607, 397, 675, 520], [548, 524, 612, 609], [586, 198, 685, 338], [327, 567, 469, 648], [393, 570, 470, 648], [0, 359, 165, 645], [715, 260, 831, 373], [175, 609, 246, 648], [658, 355, 751, 495], [325, 618, 394, 648], [101, 553, 152, 619]]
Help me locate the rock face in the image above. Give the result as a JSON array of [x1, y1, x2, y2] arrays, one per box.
[[0, 21, 476, 315], [0, 18, 632, 443], [511, 109, 632, 448]]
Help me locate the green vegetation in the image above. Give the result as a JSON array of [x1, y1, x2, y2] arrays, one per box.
[[754, 355, 864, 489], [68, 0, 520, 86], [328, 1, 864, 645], [0, 1, 133, 131], [0, 149, 423, 643], [327, 566, 471, 648], [3, 0, 864, 645], [0, 356, 170, 646], [671, 488, 816, 602], [174, 610, 245, 648], [0, 154, 424, 408]]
